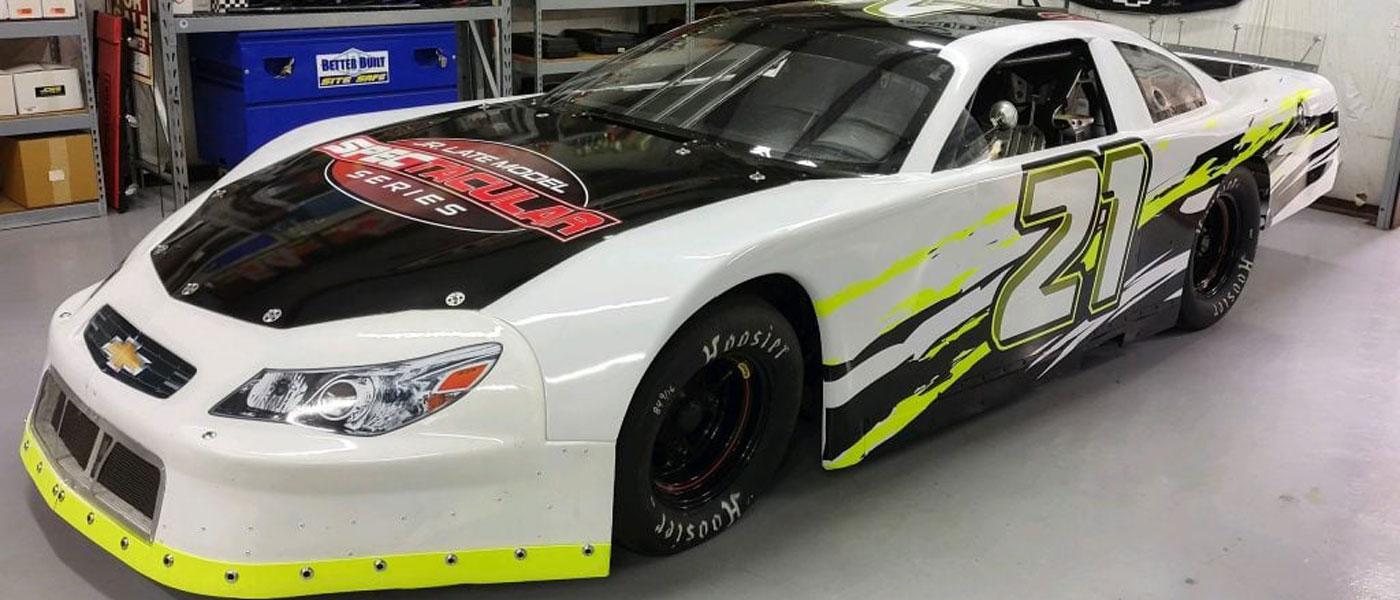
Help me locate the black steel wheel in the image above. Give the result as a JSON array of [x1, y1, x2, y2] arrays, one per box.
[[1191, 190, 1238, 296], [650, 353, 770, 511], [614, 296, 802, 555]]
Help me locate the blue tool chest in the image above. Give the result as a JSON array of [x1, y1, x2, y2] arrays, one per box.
[[190, 25, 458, 167]]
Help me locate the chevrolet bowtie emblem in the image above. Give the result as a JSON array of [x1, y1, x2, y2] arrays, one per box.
[[101, 337, 150, 376]]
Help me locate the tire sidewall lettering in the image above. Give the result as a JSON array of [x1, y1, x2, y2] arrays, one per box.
[[701, 325, 790, 364], [651, 491, 747, 548]]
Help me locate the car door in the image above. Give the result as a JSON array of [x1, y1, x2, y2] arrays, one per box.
[[817, 36, 1161, 468], [929, 37, 1155, 373]]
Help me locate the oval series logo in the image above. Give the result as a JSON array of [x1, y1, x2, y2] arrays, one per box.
[[316, 136, 619, 241]]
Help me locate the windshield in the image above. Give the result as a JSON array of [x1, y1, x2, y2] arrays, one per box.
[[543, 15, 954, 173]]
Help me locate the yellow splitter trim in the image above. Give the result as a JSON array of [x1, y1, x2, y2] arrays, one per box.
[[19, 424, 609, 598]]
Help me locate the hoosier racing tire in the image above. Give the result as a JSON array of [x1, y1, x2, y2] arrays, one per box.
[[613, 297, 802, 556], [1177, 166, 1262, 331]]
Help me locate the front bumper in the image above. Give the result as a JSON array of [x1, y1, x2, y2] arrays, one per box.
[[23, 275, 616, 597], [21, 423, 609, 598]]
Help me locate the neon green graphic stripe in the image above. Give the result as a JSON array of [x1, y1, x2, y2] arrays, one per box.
[[824, 342, 993, 470], [815, 203, 1014, 318], [1137, 89, 1317, 228], [1306, 122, 1337, 141], [1081, 230, 1102, 271], [879, 268, 979, 334], [921, 311, 987, 362]]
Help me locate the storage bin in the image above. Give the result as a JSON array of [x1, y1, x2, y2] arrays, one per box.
[[190, 24, 458, 167]]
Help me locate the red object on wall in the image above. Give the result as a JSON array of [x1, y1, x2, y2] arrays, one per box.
[[95, 13, 126, 212]]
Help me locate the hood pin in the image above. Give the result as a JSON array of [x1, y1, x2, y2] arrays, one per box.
[[262, 309, 283, 324], [445, 291, 466, 307], [749, 171, 766, 182]]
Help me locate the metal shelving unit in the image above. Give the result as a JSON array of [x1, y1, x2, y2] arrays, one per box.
[[513, 0, 767, 92], [0, 111, 95, 137], [0, 6, 109, 231], [149, 0, 514, 210], [514, 0, 690, 92], [0, 18, 85, 38]]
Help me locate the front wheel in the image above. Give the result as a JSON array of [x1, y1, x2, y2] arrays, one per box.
[[613, 297, 802, 555], [1177, 167, 1261, 330]]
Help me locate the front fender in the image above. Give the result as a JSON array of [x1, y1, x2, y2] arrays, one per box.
[[482, 173, 968, 443]]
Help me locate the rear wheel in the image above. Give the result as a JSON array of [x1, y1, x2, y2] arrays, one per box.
[[1177, 167, 1261, 330], [613, 297, 802, 555]]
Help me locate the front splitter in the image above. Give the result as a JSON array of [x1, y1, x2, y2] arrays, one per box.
[[19, 423, 610, 598]]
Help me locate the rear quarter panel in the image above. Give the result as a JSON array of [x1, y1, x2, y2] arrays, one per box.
[[1224, 69, 1341, 224]]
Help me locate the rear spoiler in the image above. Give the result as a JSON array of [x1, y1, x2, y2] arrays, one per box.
[[1166, 44, 1321, 81]]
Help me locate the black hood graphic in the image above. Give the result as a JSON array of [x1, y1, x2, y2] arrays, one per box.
[[151, 100, 805, 328]]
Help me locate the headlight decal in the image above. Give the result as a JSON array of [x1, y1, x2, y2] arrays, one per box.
[[211, 343, 502, 436]]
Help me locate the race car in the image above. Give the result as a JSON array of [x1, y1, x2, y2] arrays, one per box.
[[21, 1, 1339, 597]]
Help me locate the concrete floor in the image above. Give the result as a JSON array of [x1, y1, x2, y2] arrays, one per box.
[[2, 202, 1398, 599]]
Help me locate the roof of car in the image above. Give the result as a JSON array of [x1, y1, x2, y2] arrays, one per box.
[[748, 1, 1099, 41]]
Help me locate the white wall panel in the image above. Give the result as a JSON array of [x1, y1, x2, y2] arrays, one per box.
[[1062, 0, 1400, 205]]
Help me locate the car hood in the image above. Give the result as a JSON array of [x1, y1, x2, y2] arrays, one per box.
[[150, 100, 803, 329]]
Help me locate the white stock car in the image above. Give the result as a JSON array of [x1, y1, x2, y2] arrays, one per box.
[[22, 1, 1339, 597]]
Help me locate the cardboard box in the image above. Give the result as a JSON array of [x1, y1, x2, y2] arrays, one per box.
[[8, 0, 39, 19], [0, 75, 15, 118], [41, 0, 74, 18], [0, 134, 99, 208], [7, 65, 83, 114]]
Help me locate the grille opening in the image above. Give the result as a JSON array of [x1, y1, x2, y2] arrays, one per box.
[[56, 400, 100, 468], [48, 392, 65, 432], [34, 372, 164, 531], [95, 443, 161, 520]]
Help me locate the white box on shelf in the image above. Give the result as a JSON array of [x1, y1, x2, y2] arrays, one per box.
[[41, 0, 75, 18], [0, 74, 16, 117], [7, 65, 84, 114], [8, 0, 40, 19]]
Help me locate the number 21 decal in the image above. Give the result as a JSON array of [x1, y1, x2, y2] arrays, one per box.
[[992, 140, 1152, 350]]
